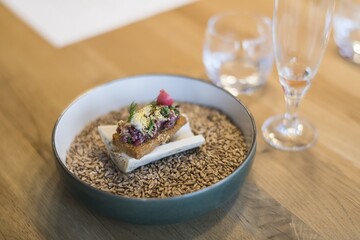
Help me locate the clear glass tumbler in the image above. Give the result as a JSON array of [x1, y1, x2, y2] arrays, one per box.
[[262, 0, 335, 151], [333, 0, 360, 64], [203, 12, 273, 96]]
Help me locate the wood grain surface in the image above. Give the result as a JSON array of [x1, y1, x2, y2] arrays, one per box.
[[0, 0, 359, 239]]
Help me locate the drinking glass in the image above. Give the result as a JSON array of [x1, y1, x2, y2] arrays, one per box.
[[262, 0, 335, 151], [203, 12, 273, 96], [333, 0, 360, 64]]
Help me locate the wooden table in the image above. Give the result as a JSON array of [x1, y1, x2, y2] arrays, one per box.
[[1, 0, 359, 239]]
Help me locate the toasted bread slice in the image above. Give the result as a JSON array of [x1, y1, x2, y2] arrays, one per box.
[[112, 115, 187, 159]]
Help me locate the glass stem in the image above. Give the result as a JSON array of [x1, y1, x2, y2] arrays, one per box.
[[283, 93, 302, 128]]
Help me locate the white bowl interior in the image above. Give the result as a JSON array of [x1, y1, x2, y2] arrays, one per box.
[[53, 75, 255, 165]]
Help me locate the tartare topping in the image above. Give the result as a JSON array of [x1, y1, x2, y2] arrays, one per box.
[[116, 90, 180, 146], [130, 104, 153, 132], [130, 104, 169, 133]]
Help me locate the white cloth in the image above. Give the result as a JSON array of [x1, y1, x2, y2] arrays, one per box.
[[1, 0, 195, 47]]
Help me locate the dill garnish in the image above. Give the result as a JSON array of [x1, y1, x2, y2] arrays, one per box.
[[148, 119, 155, 136], [128, 102, 137, 122], [150, 99, 157, 108], [161, 106, 170, 117]]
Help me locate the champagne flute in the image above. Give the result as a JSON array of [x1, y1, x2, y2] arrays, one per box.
[[262, 0, 335, 151]]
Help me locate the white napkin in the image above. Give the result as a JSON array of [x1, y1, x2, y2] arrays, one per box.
[[1, 0, 196, 47], [98, 121, 205, 173]]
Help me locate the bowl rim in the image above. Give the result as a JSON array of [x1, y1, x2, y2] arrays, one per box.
[[52, 74, 257, 202]]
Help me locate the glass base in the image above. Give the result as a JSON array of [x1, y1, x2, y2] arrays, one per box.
[[262, 114, 318, 151]]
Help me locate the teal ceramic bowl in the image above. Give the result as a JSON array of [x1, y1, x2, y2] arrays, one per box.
[[52, 74, 256, 224]]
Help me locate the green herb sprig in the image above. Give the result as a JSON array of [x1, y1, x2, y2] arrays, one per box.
[[170, 105, 180, 116], [148, 119, 155, 136], [150, 98, 158, 108], [128, 102, 138, 122], [160, 106, 170, 117]]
